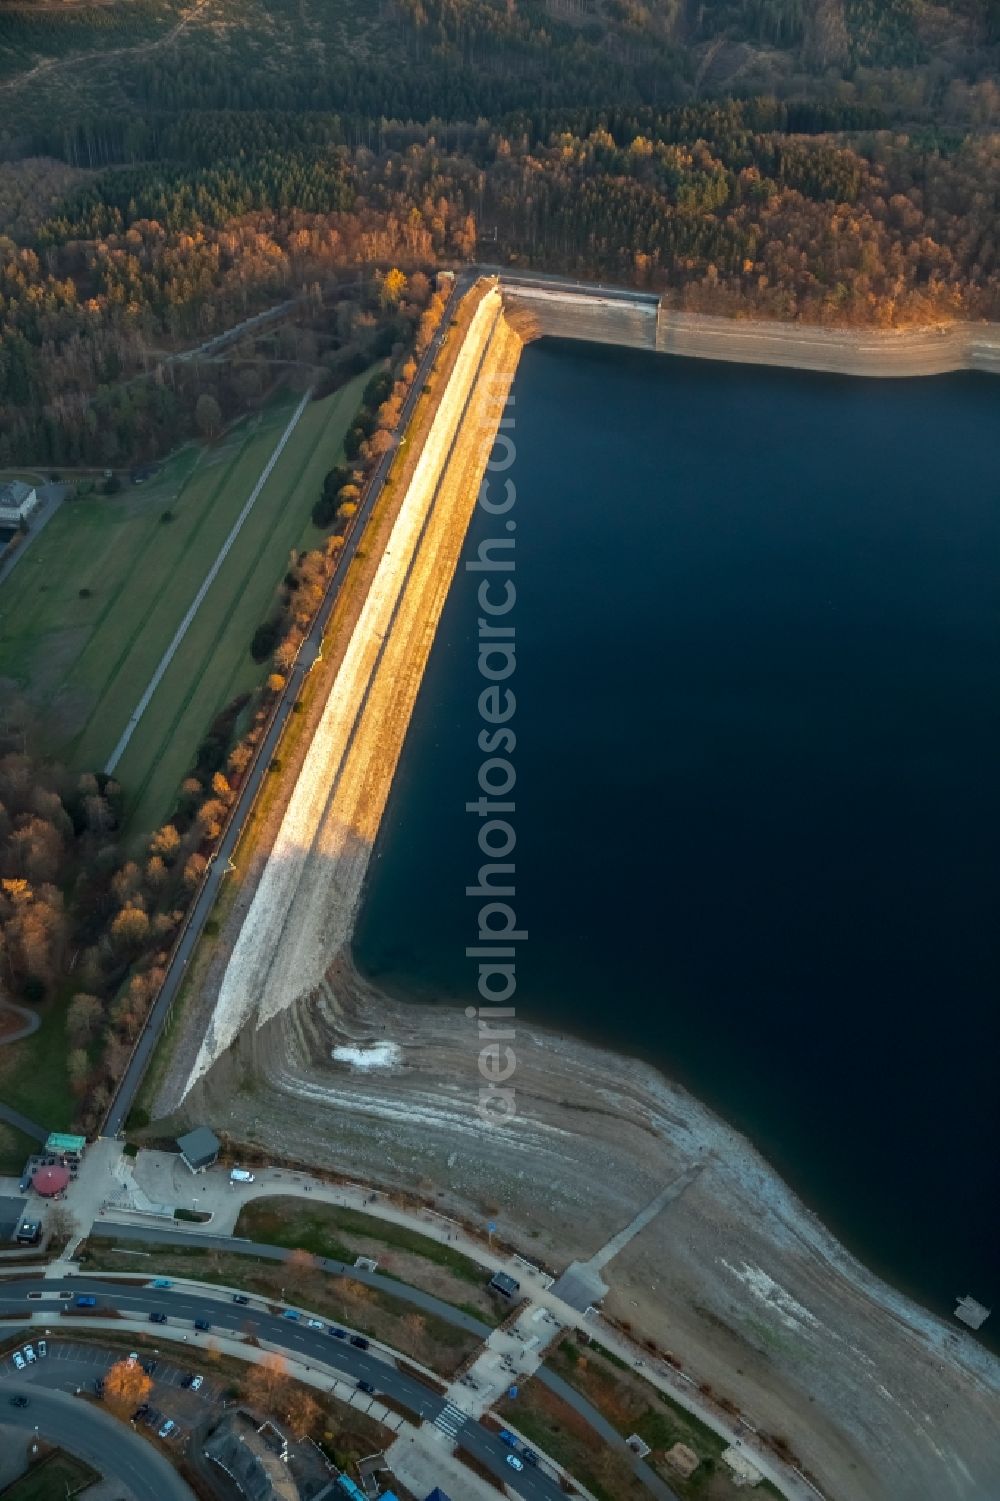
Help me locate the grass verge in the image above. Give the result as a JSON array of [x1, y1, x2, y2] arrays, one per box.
[[0, 994, 75, 1133], [0, 1450, 98, 1501], [237, 1197, 492, 1292], [79, 1240, 481, 1377], [0, 1121, 39, 1176], [537, 1337, 763, 1500]]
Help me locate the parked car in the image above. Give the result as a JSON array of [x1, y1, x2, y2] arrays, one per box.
[[356, 1380, 375, 1395], [328, 1327, 347, 1339], [506, 1454, 524, 1472], [37, 1340, 47, 1358], [11, 1352, 25, 1371], [522, 1448, 539, 1466], [23, 1345, 36, 1364], [230, 1168, 255, 1183], [282, 1309, 300, 1322], [306, 1318, 324, 1330], [194, 1319, 211, 1332], [132, 1404, 150, 1422], [349, 1335, 369, 1350], [158, 1419, 177, 1440], [9, 1395, 29, 1409], [498, 1429, 517, 1447], [142, 1359, 157, 1374], [149, 1311, 167, 1324], [126, 1352, 138, 1364], [189, 1375, 203, 1392], [75, 1295, 97, 1308], [232, 1294, 250, 1306], [93, 1379, 105, 1397], [151, 1279, 172, 1289]]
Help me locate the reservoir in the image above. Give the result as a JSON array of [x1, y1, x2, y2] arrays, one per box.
[[354, 336, 1000, 1326]]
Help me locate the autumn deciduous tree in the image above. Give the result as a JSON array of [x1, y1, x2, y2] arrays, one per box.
[[104, 1358, 152, 1415], [380, 267, 407, 307], [66, 991, 103, 1045], [285, 1248, 318, 1285], [195, 393, 223, 438], [150, 824, 181, 863], [284, 1388, 322, 1437], [243, 1352, 291, 1411], [110, 904, 150, 953]]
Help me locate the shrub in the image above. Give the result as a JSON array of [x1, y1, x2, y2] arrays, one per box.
[[251, 619, 282, 662]]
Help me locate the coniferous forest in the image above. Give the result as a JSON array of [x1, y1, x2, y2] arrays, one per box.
[[0, 0, 998, 467]]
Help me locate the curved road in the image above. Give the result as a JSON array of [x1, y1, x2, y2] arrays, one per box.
[[4, 1381, 197, 1501], [0, 1273, 563, 1501]]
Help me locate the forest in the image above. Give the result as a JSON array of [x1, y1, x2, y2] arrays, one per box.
[[1, 96, 999, 466], [0, 0, 999, 1126]]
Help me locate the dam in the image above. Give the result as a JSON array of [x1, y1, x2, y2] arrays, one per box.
[[502, 276, 1000, 375], [172, 278, 1000, 1501]]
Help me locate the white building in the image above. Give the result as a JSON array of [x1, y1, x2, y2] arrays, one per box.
[[0, 481, 39, 526]]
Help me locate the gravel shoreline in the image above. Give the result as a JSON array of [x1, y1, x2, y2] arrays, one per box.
[[192, 957, 1000, 1501]]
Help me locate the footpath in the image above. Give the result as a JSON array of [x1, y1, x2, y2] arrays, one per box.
[[113, 1151, 817, 1499]]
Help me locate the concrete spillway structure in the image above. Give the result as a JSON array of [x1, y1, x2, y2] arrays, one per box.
[[502, 280, 1000, 377]]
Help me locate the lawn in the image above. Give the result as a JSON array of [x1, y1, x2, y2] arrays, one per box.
[[539, 1338, 763, 1500], [0, 1450, 98, 1501], [494, 1382, 648, 1501], [0, 992, 76, 1134], [237, 1197, 491, 1289], [0, 371, 370, 840], [0, 1121, 38, 1177]]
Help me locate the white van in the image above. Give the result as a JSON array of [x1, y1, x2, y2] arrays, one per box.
[[229, 1168, 255, 1184]]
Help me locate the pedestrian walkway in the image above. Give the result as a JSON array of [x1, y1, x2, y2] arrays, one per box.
[[432, 1400, 467, 1440], [552, 1164, 705, 1312], [116, 1151, 810, 1499]]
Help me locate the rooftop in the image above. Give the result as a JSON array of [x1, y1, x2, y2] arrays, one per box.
[[0, 480, 33, 506], [176, 1125, 221, 1167]]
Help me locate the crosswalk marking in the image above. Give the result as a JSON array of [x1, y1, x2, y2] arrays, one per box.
[[433, 1401, 467, 1438]]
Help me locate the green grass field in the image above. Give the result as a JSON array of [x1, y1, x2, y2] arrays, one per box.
[[0, 371, 370, 840], [0, 1451, 99, 1501]]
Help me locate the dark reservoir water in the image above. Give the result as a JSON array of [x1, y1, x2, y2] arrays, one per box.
[[354, 338, 1000, 1330]]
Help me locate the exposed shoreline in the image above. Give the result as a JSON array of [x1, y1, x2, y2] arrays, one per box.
[[502, 278, 1000, 378], [165, 283, 1000, 1501]]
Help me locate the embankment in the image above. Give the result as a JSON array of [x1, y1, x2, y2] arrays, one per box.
[[174, 278, 1000, 1501], [504, 282, 1000, 377], [178, 283, 523, 1096]]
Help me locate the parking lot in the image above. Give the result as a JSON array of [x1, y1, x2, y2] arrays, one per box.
[[2, 1337, 226, 1442]]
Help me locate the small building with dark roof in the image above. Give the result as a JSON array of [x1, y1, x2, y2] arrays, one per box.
[[177, 1126, 220, 1173], [489, 1271, 521, 1299], [204, 1411, 298, 1501]]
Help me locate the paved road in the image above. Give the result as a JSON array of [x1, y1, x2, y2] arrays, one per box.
[[0, 482, 68, 590], [3, 1378, 197, 1501], [0, 1274, 562, 1501], [90, 1222, 677, 1498], [102, 273, 469, 1137], [92, 1220, 492, 1335], [0, 1099, 48, 1144]]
